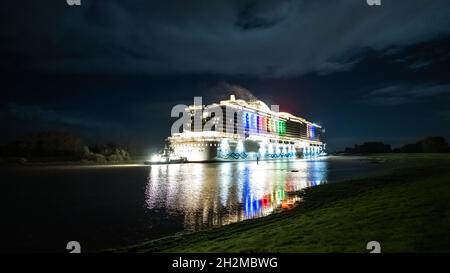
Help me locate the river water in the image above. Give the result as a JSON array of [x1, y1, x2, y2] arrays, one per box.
[[1, 156, 387, 252]]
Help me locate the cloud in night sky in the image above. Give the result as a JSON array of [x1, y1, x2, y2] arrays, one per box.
[[361, 83, 450, 106], [2, 0, 450, 77], [5, 103, 120, 130], [391, 44, 450, 71], [235, 0, 290, 31], [407, 60, 434, 70]]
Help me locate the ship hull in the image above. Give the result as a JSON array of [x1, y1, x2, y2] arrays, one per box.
[[171, 139, 324, 162]]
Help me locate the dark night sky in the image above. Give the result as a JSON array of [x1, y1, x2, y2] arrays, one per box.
[[1, 0, 450, 152]]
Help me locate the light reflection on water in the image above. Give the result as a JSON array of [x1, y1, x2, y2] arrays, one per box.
[[145, 159, 328, 231]]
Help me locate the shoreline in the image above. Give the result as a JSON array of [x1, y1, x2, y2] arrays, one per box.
[[2, 153, 448, 167], [113, 154, 450, 253], [0, 157, 148, 167], [0, 154, 376, 168]]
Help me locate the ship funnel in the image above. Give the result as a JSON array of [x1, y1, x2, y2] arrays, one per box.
[[230, 94, 236, 101]]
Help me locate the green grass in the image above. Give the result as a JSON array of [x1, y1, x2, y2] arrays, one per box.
[[118, 154, 450, 253]]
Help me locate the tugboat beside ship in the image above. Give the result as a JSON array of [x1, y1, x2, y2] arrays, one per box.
[[144, 145, 187, 165]]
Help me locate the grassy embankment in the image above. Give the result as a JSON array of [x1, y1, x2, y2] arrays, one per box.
[[119, 154, 450, 253]]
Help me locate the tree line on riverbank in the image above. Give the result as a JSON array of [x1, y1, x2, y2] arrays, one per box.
[[0, 131, 132, 164], [342, 136, 449, 154]]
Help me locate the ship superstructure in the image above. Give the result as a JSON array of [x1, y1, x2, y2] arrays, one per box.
[[161, 95, 325, 162]]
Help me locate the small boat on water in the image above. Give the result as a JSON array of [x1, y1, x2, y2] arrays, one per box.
[[144, 145, 187, 165], [144, 155, 187, 165]]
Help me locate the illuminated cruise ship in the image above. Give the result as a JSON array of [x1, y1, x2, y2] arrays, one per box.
[[157, 95, 325, 163]]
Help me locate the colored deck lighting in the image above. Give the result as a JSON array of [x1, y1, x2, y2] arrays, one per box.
[[245, 113, 249, 129], [250, 113, 255, 130], [259, 116, 262, 133], [263, 116, 267, 132], [282, 121, 286, 135], [257, 115, 260, 132], [307, 125, 315, 139]]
